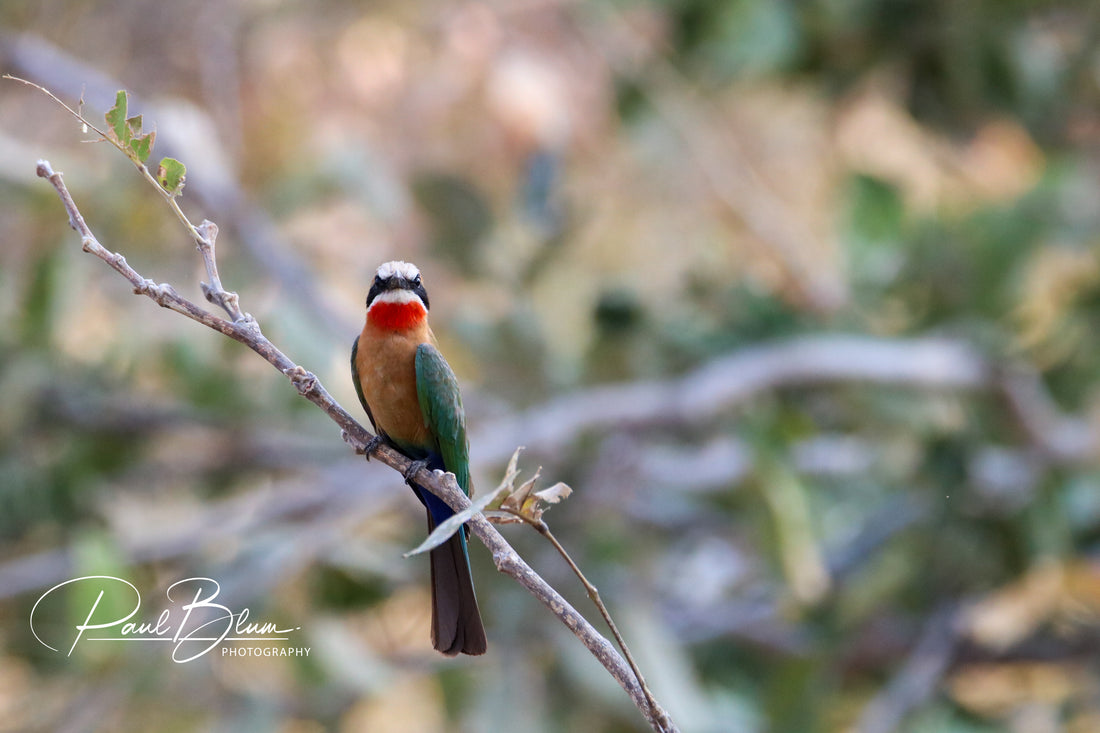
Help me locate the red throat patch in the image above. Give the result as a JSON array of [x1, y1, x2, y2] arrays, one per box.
[[368, 301, 427, 331]]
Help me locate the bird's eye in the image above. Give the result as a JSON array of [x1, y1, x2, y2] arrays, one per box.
[[413, 274, 421, 286]]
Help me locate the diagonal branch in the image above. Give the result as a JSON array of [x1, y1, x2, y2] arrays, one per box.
[[34, 159, 678, 733]]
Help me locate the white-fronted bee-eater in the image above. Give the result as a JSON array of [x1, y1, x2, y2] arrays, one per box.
[[351, 260, 487, 656]]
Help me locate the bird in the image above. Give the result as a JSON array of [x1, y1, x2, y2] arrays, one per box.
[[351, 260, 487, 656]]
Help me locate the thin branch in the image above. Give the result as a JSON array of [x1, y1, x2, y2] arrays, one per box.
[[506, 509, 669, 732], [33, 158, 677, 733], [194, 220, 245, 320]]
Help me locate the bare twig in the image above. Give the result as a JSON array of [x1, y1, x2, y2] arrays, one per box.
[[505, 508, 670, 732], [32, 157, 677, 733], [193, 220, 245, 320]]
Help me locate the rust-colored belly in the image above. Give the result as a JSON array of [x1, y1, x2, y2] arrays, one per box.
[[356, 323, 433, 450]]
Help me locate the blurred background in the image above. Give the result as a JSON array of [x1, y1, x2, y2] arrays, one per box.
[[3, 1, 1100, 731]]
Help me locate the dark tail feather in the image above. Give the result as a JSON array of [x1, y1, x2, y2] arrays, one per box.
[[427, 512, 487, 656]]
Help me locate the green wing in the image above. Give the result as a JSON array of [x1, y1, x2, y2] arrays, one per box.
[[415, 343, 470, 495]]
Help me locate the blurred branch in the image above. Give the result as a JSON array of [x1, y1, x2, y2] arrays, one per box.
[[477, 334, 982, 459], [855, 603, 966, 733], [479, 334, 1099, 467], [670, 495, 928, 652], [998, 363, 1097, 462], [0, 457, 394, 601], [32, 157, 677, 733]]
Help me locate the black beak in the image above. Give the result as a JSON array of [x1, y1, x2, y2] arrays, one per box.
[[384, 276, 411, 291]]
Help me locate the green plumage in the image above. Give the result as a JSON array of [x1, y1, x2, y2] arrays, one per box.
[[415, 343, 470, 495]]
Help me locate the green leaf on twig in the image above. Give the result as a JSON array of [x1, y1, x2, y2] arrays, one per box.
[[125, 114, 142, 139], [129, 129, 156, 163], [156, 157, 187, 196], [125, 114, 156, 163], [105, 92, 157, 164], [105, 90, 128, 145]]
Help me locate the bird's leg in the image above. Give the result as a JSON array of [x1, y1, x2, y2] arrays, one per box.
[[363, 432, 387, 461], [403, 458, 430, 486]]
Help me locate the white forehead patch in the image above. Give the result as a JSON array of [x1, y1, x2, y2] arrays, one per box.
[[375, 260, 420, 281]]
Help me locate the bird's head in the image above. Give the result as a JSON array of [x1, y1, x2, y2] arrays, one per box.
[[365, 260, 431, 330]]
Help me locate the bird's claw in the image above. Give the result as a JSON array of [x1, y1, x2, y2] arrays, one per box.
[[403, 458, 429, 486], [363, 433, 385, 461]]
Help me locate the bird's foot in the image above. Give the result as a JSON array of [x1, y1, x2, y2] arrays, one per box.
[[363, 433, 386, 461], [403, 458, 430, 486]]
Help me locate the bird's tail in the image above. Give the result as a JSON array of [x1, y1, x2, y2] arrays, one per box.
[[426, 509, 487, 656]]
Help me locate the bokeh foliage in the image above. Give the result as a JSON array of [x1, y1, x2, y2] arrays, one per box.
[[2, 1, 1100, 732]]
